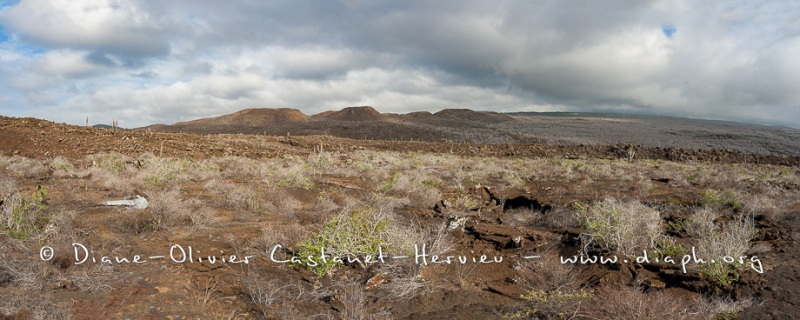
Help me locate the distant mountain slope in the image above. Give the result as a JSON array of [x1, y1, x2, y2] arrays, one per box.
[[141, 107, 800, 156], [312, 106, 384, 121], [176, 108, 307, 126]]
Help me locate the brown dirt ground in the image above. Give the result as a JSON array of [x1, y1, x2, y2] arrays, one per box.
[[1, 115, 799, 319]]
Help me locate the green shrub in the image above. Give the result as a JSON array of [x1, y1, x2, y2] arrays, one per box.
[[700, 190, 744, 212], [93, 152, 127, 174], [1, 185, 49, 239], [296, 209, 391, 277]]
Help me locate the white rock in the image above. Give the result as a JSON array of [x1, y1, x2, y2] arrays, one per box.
[[103, 195, 149, 209]]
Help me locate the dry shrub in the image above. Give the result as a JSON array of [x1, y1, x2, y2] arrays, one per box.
[[0, 293, 70, 320], [6, 156, 49, 179], [381, 266, 428, 300], [577, 198, 663, 257], [205, 179, 275, 216], [337, 282, 372, 320], [116, 209, 159, 234], [49, 156, 75, 178], [0, 178, 15, 206], [686, 207, 756, 259], [249, 224, 309, 254], [699, 294, 752, 319], [386, 171, 441, 207], [115, 188, 208, 233], [518, 250, 580, 293], [583, 286, 705, 320], [389, 221, 453, 258], [314, 190, 341, 214], [241, 270, 301, 318], [212, 156, 263, 178], [43, 209, 92, 241], [536, 205, 579, 229]]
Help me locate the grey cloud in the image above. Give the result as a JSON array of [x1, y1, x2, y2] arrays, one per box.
[[0, 0, 798, 127]]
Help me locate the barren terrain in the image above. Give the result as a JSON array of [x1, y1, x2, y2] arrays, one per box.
[[148, 107, 800, 157], [1, 113, 799, 319]]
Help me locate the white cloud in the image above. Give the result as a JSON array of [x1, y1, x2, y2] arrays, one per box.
[[0, 0, 798, 127], [34, 50, 101, 76], [0, 0, 168, 57]]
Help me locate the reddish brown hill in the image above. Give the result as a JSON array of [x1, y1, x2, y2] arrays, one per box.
[[313, 106, 384, 121], [175, 108, 307, 127], [433, 109, 515, 123], [401, 111, 434, 119]]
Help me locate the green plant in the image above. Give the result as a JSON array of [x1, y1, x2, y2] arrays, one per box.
[[49, 157, 74, 171], [93, 152, 127, 174], [141, 158, 193, 185], [700, 190, 744, 212], [647, 238, 687, 261], [667, 217, 689, 234], [699, 261, 741, 287], [1, 186, 49, 239], [296, 209, 392, 277], [382, 172, 402, 192]]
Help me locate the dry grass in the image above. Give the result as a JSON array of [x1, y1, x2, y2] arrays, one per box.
[[0, 147, 791, 318]]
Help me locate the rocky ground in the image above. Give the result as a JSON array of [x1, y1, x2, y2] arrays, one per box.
[[0, 115, 799, 319]]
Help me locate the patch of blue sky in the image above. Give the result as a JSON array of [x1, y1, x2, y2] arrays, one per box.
[[662, 24, 677, 38], [0, 1, 19, 7], [0, 25, 7, 43], [12, 40, 45, 56]]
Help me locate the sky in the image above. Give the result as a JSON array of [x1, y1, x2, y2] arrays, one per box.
[[0, 0, 799, 128]]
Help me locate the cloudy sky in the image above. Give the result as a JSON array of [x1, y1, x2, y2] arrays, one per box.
[[0, 0, 799, 128]]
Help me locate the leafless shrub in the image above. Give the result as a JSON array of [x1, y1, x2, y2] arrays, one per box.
[[187, 207, 217, 231], [583, 286, 705, 320], [0, 241, 58, 291], [146, 188, 195, 226], [68, 265, 115, 293], [687, 207, 756, 260], [314, 191, 340, 214], [114, 188, 205, 233], [537, 205, 579, 229], [212, 155, 264, 178], [699, 294, 753, 319], [48, 156, 75, 178], [382, 269, 428, 300], [387, 171, 442, 207], [6, 156, 49, 179], [739, 189, 780, 218], [577, 198, 664, 257], [205, 179, 276, 216], [86, 152, 133, 175], [0, 293, 70, 320], [518, 250, 580, 292], [264, 156, 315, 190], [0, 178, 15, 202], [79, 153, 134, 190], [241, 271, 299, 318], [337, 282, 371, 320], [389, 221, 453, 258], [249, 224, 309, 255], [43, 209, 92, 241]]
